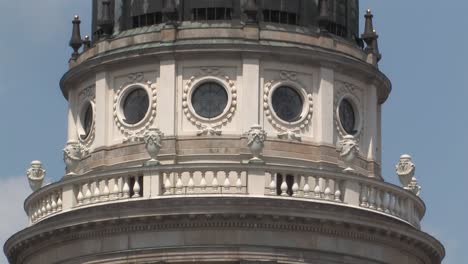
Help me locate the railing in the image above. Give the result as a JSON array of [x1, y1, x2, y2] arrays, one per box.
[[162, 169, 247, 195], [24, 164, 424, 229]]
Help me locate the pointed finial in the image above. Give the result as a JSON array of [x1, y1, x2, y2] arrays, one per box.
[[244, 0, 258, 24], [318, 0, 331, 33], [69, 15, 83, 60], [99, 0, 113, 38], [82, 35, 91, 51], [362, 9, 376, 38], [361, 9, 382, 62]]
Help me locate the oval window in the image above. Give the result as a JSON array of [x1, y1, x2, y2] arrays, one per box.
[[122, 88, 150, 125], [271, 86, 303, 122], [339, 98, 356, 134], [191, 82, 228, 119]]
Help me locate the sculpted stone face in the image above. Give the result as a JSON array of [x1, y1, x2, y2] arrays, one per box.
[[27, 160, 46, 191]]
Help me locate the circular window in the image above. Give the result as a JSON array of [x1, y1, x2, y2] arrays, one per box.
[[339, 98, 356, 135], [271, 86, 303, 122], [80, 103, 93, 140], [122, 88, 150, 125], [191, 82, 228, 119]]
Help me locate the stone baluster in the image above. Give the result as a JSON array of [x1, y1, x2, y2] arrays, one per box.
[[236, 171, 242, 193], [313, 176, 321, 198], [188, 171, 195, 193], [212, 171, 219, 192], [292, 175, 299, 197], [303, 176, 310, 197], [334, 180, 342, 202], [383, 192, 390, 213], [102, 179, 110, 201], [324, 179, 332, 200], [51, 192, 57, 212], [223, 170, 231, 192], [200, 171, 207, 192], [394, 195, 400, 216], [133, 177, 141, 198], [164, 172, 172, 195], [77, 185, 84, 205], [46, 196, 52, 214], [269, 172, 276, 195], [368, 187, 376, 209], [175, 172, 184, 195], [93, 179, 101, 202], [110, 177, 119, 200], [41, 199, 46, 217], [360, 185, 369, 207], [122, 177, 130, 198], [388, 193, 395, 214], [376, 189, 383, 211], [280, 174, 288, 196], [84, 182, 92, 204], [57, 191, 62, 211]]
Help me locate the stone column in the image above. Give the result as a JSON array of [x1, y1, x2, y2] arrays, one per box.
[[242, 58, 260, 130], [315, 67, 334, 145]]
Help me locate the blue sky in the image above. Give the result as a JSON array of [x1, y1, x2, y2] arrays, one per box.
[[0, 1, 466, 263]]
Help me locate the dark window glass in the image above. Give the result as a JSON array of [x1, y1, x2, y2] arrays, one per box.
[[191, 82, 228, 119], [192, 8, 232, 21], [271, 86, 303, 122], [123, 88, 150, 125], [263, 9, 298, 25], [81, 103, 93, 140], [339, 99, 356, 134], [131, 12, 163, 28]]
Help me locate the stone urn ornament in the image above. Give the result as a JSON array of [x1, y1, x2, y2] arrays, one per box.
[[144, 128, 164, 166], [336, 135, 359, 172], [63, 141, 83, 176], [396, 154, 421, 196], [26, 160, 46, 191], [247, 124, 267, 164]]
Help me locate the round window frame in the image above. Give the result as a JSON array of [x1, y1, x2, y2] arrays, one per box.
[[268, 82, 310, 126], [187, 77, 233, 122], [116, 84, 152, 128], [77, 100, 95, 144], [336, 94, 362, 137]]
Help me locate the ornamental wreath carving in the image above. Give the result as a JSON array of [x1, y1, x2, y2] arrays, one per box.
[[113, 73, 158, 142], [182, 68, 237, 136], [264, 77, 313, 141]]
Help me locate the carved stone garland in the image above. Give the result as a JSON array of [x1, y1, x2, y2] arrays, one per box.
[[113, 73, 158, 142], [183, 68, 237, 136], [334, 81, 365, 142], [78, 85, 96, 150], [264, 77, 313, 141]]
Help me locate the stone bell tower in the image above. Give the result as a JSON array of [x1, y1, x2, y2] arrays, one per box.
[[4, 1, 444, 263]]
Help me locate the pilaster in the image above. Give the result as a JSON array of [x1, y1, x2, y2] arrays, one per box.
[[315, 67, 335, 145], [158, 60, 176, 135], [95, 71, 110, 147], [242, 58, 260, 130]]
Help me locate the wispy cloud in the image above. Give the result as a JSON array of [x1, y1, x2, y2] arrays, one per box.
[[0, 176, 29, 264]]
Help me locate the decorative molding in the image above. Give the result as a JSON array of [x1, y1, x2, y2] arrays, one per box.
[[182, 68, 237, 136], [78, 100, 96, 148], [78, 85, 95, 103], [334, 80, 365, 141], [336, 135, 359, 172], [264, 77, 313, 141], [113, 73, 157, 142]]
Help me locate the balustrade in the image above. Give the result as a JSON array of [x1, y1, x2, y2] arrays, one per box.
[[162, 169, 247, 195], [24, 165, 423, 229]]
